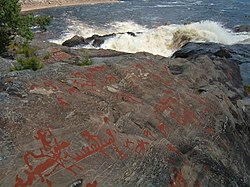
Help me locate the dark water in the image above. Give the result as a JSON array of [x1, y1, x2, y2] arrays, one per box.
[[34, 0, 250, 85], [36, 0, 250, 37]]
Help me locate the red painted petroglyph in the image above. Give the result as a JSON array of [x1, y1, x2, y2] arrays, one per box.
[[143, 129, 156, 139], [53, 51, 71, 62], [135, 139, 150, 155], [157, 123, 168, 138], [73, 129, 126, 161], [124, 138, 135, 150], [166, 144, 181, 156], [43, 81, 59, 90], [151, 73, 172, 87], [15, 129, 83, 187], [87, 66, 106, 73], [72, 71, 85, 78], [116, 92, 142, 104], [67, 87, 79, 95], [169, 168, 188, 187], [56, 97, 69, 106], [103, 116, 109, 124], [104, 75, 118, 84], [206, 128, 214, 134], [86, 180, 97, 187]]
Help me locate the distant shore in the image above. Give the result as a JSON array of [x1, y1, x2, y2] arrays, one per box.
[[21, 0, 118, 12]]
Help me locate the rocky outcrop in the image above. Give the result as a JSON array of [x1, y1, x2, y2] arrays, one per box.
[[62, 32, 137, 48], [233, 25, 250, 32], [0, 43, 250, 187]]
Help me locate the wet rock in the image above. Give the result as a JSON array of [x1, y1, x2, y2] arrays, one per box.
[[62, 35, 86, 47], [233, 25, 250, 32]]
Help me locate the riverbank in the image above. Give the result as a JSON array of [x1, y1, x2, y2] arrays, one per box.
[[21, 0, 118, 12]]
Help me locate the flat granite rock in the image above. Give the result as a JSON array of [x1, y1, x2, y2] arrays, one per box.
[[0, 45, 250, 187]]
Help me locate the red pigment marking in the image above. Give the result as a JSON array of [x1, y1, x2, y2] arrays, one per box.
[[116, 92, 142, 104], [166, 144, 181, 156], [15, 129, 83, 187], [87, 66, 106, 73], [56, 97, 68, 106], [73, 129, 118, 161], [53, 51, 71, 61], [34, 129, 52, 151], [157, 123, 168, 138], [67, 87, 79, 95], [143, 129, 155, 139], [86, 180, 97, 187], [124, 138, 134, 150], [182, 110, 199, 126], [103, 116, 109, 124], [206, 128, 214, 134], [104, 75, 118, 84], [169, 168, 188, 187], [135, 139, 149, 155], [44, 81, 58, 90], [112, 145, 128, 160], [72, 71, 85, 78], [164, 90, 174, 95], [84, 73, 95, 80]]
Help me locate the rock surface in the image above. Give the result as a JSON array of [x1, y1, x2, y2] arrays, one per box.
[[0, 43, 250, 187], [233, 25, 250, 33]]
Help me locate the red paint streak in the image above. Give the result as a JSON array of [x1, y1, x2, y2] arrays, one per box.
[[206, 128, 214, 134], [182, 110, 198, 126], [112, 145, 128, 160], [169, 168, 188, 187], [166, 144, 181, 156], [72, 71, 85, 78], [143, 129, 155, 139], [135, 139, 149, 155], [67, 87, 79, 95], [56, 97, 68, 106], [116, 92, 142, 104], [157, 123, 168, 138], [86, 180, 97, 187], [124, 138, 134, 150], [34, 129, 52, 151], [164, 90, 174, 95], [84, 73, 95, 80], [82, 130, 102, 142], [87, 66, 106, 73], [103, 116, 109, 124], [104, 75, 118, 84], [44, 81, 58, 90]]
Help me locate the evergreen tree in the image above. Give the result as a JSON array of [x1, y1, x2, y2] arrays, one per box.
[[0, 0, 51, 54]]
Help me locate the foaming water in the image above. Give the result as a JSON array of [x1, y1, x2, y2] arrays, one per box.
[[50, 20, 250, 57]]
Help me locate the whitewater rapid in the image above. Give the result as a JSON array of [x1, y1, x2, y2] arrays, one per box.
[[50, 20, 250, 57]]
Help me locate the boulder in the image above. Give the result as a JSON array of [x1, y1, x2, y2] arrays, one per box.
[[233, 25, 250, 32], [62, 35, 86, 47]]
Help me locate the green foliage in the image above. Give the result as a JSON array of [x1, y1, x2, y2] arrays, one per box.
[[244, 85, 250, 95], [11, 42, 43, 71], [0, 0, 51, 55], [79, 57, 93, 66], [11, 56, 43, 71]]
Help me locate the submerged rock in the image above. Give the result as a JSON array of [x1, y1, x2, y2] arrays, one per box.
[[0, 42, 250, 187]]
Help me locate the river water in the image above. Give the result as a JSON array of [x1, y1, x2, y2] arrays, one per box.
[[35, 0, 250, 84]]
